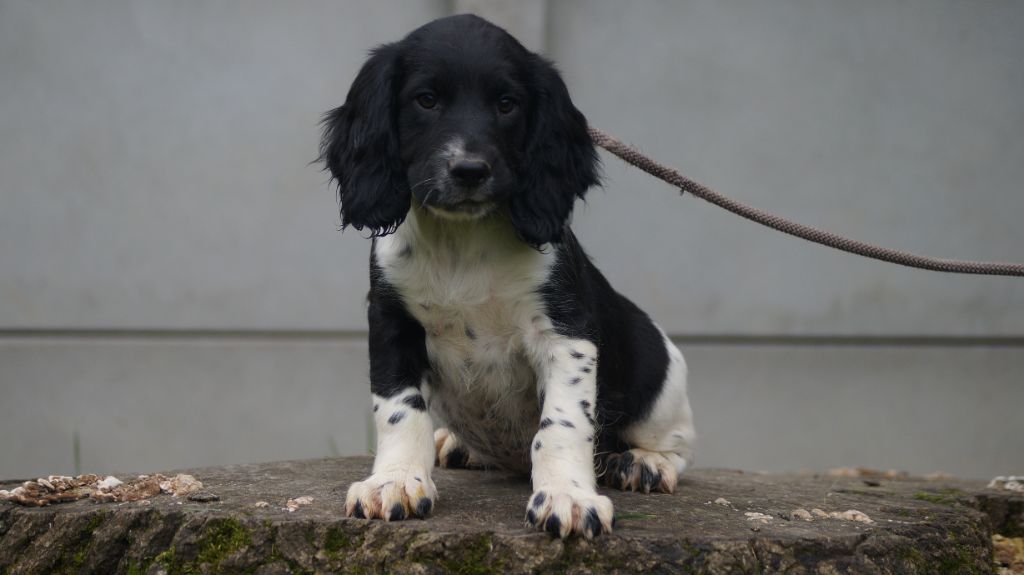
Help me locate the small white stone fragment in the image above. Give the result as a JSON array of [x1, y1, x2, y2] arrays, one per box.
[[811, 508, 828, 518], [791, 508, 813, 521], [714, 497, 731, 506], [254, 501, 270, 508], [37, 478, 55, 490], [97, 476, 123, 492], [285, 496, 314, 512], [159, 474, 203, 497], [744, 512, 773, 524], [0, 490, 10, 500], [828, 509, 874, 524], [988, 476, 1024, 492]]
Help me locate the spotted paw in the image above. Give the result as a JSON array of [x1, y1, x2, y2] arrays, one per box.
[[433, 428, 482, 469], [345, 466, 436, 521], [600, 449, 679, 493], [524, 487, 614, 539]]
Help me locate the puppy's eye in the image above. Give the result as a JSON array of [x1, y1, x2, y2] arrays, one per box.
[[416, 92, 437, 109], [497, 96, 517, 114]]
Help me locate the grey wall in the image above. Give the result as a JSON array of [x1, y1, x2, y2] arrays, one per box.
[[1, 1, 1021, 480]]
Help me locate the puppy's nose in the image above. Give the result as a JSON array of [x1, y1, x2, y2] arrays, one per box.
[[448, 158, 492, 187]]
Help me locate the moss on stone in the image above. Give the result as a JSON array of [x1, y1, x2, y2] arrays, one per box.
[[323, 526, 353, 555], [52, 511, 109, 574], [190, 517, 252, 573], [914, 487, 966, 506]]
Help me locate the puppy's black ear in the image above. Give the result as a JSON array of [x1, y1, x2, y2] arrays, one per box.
[[319, 44, 409, 236], [511, 57, 600, 248]]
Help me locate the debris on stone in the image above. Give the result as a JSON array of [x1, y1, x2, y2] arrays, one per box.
[[791, 508, 813, 521], [0, 475, 99, 506], [96, 475, 123, 492], [160, 474, 204, 497], [0, 472, 204, 506], [828, 467, 907, 479], [993, 534, 1024, 575], [988, 476, 1024, 493], [713, 497, 731, 506], [254, 501, 270, 508], [286, 496, 314, 512], [92, 475, 163, 502], [744, 512, 773, 524], [828, 509, 874, 524]]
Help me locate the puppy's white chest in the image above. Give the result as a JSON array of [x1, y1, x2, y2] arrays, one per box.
[[374, 225, 552, 468]]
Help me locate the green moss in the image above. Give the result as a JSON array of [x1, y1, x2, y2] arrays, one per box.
[[324, 526, 353, 555], [537, 539, 628, 574], [423, 534, 502, 575], [443, 535, 497, 575], [267, 542, 313, 575], [191, 517, 252, 573], [935, 543, 985, 574], [614, 512, 658, 521], [153, 548, 175, 570], [154, 518, 253, 575], [53, 511, 109, 574], [914, 489, 965, 506]]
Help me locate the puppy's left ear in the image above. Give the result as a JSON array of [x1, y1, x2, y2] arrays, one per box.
[[319, 44, 409, 236], [511, 56, 600, 248]]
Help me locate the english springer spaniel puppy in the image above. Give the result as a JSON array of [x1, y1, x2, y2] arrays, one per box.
[[319, 14, 695, 538]]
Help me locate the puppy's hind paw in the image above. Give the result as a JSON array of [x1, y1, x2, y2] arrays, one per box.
[[434, 428, 484, 469], [525, 488, 613, 539], [345, 466, 436, 521], [600, 449, 679, 494]]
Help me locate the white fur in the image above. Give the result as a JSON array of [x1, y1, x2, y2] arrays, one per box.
[[370, 388, 435, 474], [376, 207, 555, 472]]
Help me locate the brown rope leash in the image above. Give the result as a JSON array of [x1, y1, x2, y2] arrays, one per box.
[[589, 127, 1024, 277]]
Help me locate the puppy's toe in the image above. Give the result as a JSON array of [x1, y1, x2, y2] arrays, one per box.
[[525, 487, 613, 539], [601, 449, 679, 494], [345, 465, 437, 521]]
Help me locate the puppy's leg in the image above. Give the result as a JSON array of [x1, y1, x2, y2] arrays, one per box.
[[526, 340, 613, 539], [345, 293, 436, 521], [346, 387, 437, 520], [602, 333, 695, 494]]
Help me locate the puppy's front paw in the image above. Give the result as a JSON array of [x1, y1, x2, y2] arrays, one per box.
[[525, 487, 613, 539], [345, 466, 437, 521]]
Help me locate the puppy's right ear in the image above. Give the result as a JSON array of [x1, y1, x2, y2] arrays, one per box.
[[319, 44, 409, 236]]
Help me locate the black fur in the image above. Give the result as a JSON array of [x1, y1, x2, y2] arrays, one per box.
[[366, 251, 429, 399], [541, 231, 670, 454], [319, 14, 598, 247]]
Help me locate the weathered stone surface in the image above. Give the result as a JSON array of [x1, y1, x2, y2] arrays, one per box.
[[1, 457, 1020, 574]]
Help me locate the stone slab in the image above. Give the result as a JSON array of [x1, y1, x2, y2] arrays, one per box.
[[2, 457, 1021, 573]]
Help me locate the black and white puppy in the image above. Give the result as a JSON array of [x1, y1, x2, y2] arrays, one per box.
[[320, 14, 695, 539]]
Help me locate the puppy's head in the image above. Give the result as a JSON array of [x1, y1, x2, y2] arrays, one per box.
[[320, 14, 599, 247]]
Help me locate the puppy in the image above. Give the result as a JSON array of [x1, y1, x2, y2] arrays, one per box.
[[319, 14, 695, 538]]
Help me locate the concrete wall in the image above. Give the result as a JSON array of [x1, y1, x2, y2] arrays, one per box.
[[1, 1, 1021, 480]]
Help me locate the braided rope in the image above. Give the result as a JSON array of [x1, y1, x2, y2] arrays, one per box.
[[589, 127, 1024, 277]]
